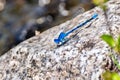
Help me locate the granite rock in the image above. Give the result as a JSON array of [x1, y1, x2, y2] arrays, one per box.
[[0, 0, 120, 80]]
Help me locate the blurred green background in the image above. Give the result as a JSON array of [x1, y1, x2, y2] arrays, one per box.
[[0, 0, 95, 55]]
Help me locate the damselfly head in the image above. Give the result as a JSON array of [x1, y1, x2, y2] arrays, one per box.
[[54, 38, 68, 46], [54, 39, 60, 44], [54, 32, 66, 44]]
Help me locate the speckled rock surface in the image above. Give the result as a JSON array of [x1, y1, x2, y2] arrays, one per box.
[[0, 0, 120, 80]]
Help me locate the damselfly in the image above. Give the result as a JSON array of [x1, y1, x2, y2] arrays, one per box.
[[54, 13, 98, 46]]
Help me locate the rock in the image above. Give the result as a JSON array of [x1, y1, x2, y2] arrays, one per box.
[[0, 0, 120, 80]]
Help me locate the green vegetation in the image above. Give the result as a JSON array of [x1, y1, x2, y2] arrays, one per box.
[[101, 34, 120, 53], [102, 71, 120, 80], [101, 34, 115, 48], [92, 1, 120, 80], [92, 0, 108, 5], [92, 0, 108, 11], [101, 34, 120, 80], [110, 54, 120, 70]]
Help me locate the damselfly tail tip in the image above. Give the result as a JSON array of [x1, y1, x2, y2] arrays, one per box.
[[92, 13, 98, 19]]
